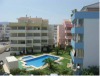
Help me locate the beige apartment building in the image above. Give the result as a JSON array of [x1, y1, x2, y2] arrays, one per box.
[[9, 16, 51, 53]]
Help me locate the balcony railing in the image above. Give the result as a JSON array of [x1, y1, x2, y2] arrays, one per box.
[[71, 39, 84, 49], [70, 51, 83, 64], [71, 27, 84, 34]]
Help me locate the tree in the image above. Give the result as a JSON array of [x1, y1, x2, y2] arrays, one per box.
[[54, 46, 60, 55], [66, 45, 73, 55], [43, 58, 55, 70]]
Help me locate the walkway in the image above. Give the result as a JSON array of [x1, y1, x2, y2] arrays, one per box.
[[3, 63, 10, 73]]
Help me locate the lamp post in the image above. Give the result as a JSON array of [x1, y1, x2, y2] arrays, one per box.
[[0, 60, 4, 69], [77, 65, 80, 75]]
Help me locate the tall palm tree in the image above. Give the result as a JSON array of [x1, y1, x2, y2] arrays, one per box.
[[54, 46, 60, 55], [43, 58, 55, 69]]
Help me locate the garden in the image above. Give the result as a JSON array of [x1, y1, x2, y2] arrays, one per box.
[[10, 46, 73, 75]]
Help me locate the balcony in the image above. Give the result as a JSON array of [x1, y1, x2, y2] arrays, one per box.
[[10, 44, 26, 47], [10, 37, 26, 40], [72, 12, 99, 21], [65, 30, 71, 33], [27, 30, 41, 33], [26, 43, 32, 46], [70, 51, 83, 64], [71, 27, 84, 34], [65, 36, 72, 39], [10, 30, 26, 33], [71, 39, 84, 49]]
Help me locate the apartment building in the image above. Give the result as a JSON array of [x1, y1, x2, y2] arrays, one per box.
[[54, 25, 58, 46], [57, 24, 65, 48], [0, 22, 10, 41], [48, 25, 54, 46], [70, 2, 99, 69], [49, 24, 58, 47], [9, 16, 49, 53], [63, 20, 72, 46]]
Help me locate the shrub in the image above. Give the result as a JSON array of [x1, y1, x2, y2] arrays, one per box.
[[81, 66, 99, 75]]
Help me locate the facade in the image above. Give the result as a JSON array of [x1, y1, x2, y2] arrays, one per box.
[[54, 25, 58, 46], [63, 20, 72, 46], [57, 24, 65, 48], [9, 16, 49, 53], [49, 24, 58, 46], [0, 22, 10, 41], [48, 25, 54, 46], [70, 2, 99, 69]]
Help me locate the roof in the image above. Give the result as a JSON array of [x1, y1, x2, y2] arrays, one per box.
[[6, 56, 18, 62], [81, 2, 99, 11]]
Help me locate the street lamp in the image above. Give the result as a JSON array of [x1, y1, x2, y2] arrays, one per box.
[[77, 65, 80, 75], [0, 60, 4, 69]]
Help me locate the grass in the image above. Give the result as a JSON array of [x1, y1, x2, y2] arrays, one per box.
[[18, 60, 24, 69]]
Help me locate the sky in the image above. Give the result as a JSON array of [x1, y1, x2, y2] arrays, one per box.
[[0, 0, 99, 24]]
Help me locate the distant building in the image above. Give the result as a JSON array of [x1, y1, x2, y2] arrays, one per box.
[[63, 20, 72, 46], [48, 24, 58, 47], [71, 2, 99, 69], [53, 25, 58, 46], [48, 25, 54, 46], [57, 24, 65, 48], [9, 16, 51, 53], [0, 22, 10, 41]]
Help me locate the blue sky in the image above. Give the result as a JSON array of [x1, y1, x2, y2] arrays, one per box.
[[0, 0, 98, 24]]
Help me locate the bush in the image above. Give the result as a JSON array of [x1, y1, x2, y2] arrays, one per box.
[[28, 69, 47, 75], [81, 66, 99, 75], [10, 68, 26, 75]]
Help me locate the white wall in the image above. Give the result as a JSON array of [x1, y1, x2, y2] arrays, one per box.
[[83, 19, 99, 68]]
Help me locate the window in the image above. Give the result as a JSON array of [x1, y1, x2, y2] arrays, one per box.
[[11, 47, 17, 51], [41, 40, 47, 43], [33, 27, 40, 30], [42, 27, 47, 30], [18, 47, 25, 51], [67, 33, 72, 36], [26, 33, 33, 37], [11, 40, 17, 44], [26, 26, 33, 30], [67, 27, 71, 30], [78, 34, 83, 42], [26, 40, 32, 44], [18, 33, 25, 37], [33, 33, 40, 36], [11, 26, 17, 30], [18, 26, 25, 30], [0, 28, 2, 30], [41, 33, 47, 36], [33, 40, 40, 43], [79, 19, 84, 27], [11, 33, 17, 37], [18, 40, 25, 44], [76, 49, 84, 58], [33, 46, 40, 50]]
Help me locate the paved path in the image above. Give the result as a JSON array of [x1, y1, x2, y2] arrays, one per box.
[[3, 63, 10, 73], [0, 51, 10, 63]]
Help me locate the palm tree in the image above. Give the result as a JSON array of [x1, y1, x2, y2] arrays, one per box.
[[54, 46, 60, 55], [66, 45, 73, 55], [43, 58, 55, 69]]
